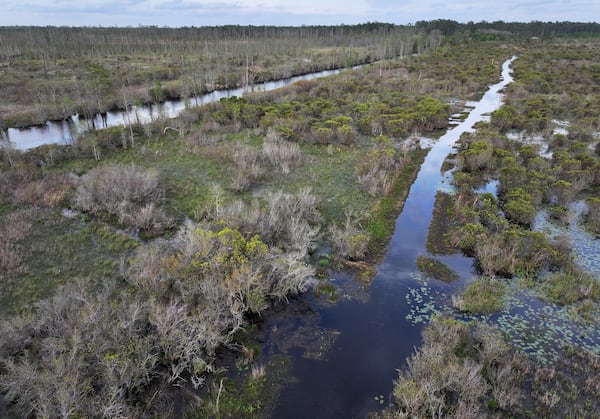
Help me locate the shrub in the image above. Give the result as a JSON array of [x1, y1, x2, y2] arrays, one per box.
[[453, 222, 487, 253], [12, 174, 72, 208], [229, 143, 264, 191], [0, 281, 173, 418], [457, 139, 494, 171], [64, 220, 316, 415], [357, 135, 409, 196], [453, 276, 507, 314], [328, 211, 370, 261], [261, 129, 303, 174], [0, 209, 33, 274], [541, 270, 600, 306], [550, 179, 574, 207], [389, 317, 529, 418], [73, 163, 171, 233], [219, 188, 321, 255], [503, 187, 536, 226]]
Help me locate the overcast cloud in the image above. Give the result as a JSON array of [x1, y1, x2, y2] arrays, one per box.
[[1, 0, 598, 27]]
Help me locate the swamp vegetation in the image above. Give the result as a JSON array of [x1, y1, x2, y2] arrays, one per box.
[[0, 22, 599, 418]]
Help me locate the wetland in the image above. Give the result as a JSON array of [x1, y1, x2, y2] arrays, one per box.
[[1, 23, 599, 418]]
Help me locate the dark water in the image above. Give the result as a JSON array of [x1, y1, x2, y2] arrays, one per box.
[[268, 57, 517, 419], [2, 67, 354, 150]]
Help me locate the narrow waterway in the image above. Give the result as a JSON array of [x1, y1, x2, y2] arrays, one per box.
[[268, 57, 517, 418], [2, 67, 355, 150]]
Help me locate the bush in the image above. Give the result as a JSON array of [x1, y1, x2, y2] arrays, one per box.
[[261, 129, 303, 174], [457, 140, 493, 171], [389, 317, 529, 418], [503, 187, 536, 226], [0, 209, 33, 274], [219, 188, 321, 255], [12, 174, 72, 208], [228, 143, 264, 192], [541, 270, 600, 306], [0, 218, 318, 417], [73, 163, 171, 233], [329, 211, 370, 261], [0, 281, 173, 418], [453, 276, 507, 314], [357, 135, 409, 196]]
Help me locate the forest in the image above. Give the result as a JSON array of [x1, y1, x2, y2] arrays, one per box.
[[0, 22, 599, 418]]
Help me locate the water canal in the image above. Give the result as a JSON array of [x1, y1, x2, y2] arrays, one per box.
[[2, 67, 354, 150], [266, 57, 518, 418]]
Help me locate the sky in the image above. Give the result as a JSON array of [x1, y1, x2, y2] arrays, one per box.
[[0, 0, 598, 27]]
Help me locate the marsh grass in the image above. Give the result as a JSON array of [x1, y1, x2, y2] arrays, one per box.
[[416, 255, 459, 282], [386, 317, 530, 418], [0, 208, 139, 317], [191, 355, 292, 419], [315, 281, 340, 302], [426, 191, 461, 255], [367, 149, 428, 258], [540, 270, 600, 306], [454, 276, 507, 314]]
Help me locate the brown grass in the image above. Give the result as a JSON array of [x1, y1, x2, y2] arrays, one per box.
[[0, 209, 34, 274]]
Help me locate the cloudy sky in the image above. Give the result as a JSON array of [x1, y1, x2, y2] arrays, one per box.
[[1, 0, 598, 27]]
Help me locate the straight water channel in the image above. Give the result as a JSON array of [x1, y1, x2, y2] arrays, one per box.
[[2, 67, 354, 150], [267, 57, 517, 418]]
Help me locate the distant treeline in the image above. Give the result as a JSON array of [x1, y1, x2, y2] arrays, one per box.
[[415, 19, 600, 38], [2, 20, 598, 61], [0, 23, 415, 61]]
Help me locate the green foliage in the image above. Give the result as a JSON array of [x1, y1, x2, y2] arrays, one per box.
[[329, 212, 370, 261], [455, 277, 507, 314], [491, 105, 520, 131], [504, 187, 536, 226], [416, 255, 459, 282], [366, 149, 427, 257], [456, 223, 487, 253], [541, 270, 600, 306], [426, 191, 460, 255], [458, 139, 494, 171]]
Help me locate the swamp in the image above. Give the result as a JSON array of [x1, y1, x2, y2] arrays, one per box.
[[1, 21, 599, 418]]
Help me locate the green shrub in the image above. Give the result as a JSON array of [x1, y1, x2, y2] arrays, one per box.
[[541, 270, 600, 306], [457, 140, 493, 171], [585, 197, 600, 235], [504, 187, 537, 226], [454, 276, 507, 314]]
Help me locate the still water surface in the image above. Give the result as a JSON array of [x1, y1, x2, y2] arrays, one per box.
[[269, 57, 517, 418], [3, 68, 352, 150]]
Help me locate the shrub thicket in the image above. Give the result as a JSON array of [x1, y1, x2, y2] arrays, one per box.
[[0, 218, 317, 417], [74, 163, 172, 234], [386, 317, 529, 418]]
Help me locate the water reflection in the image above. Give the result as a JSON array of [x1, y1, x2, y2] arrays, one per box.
[[271, 57, 516, 418], [6, 68, 346, 150]]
